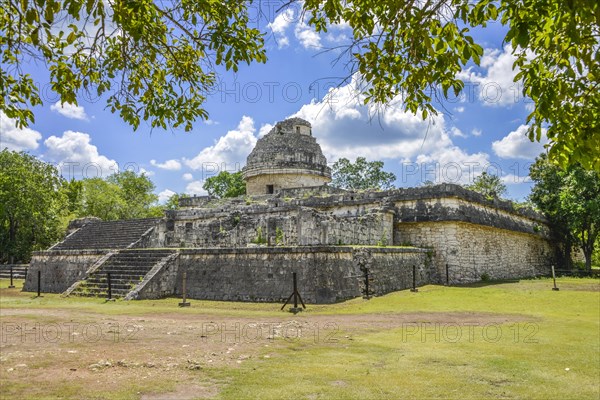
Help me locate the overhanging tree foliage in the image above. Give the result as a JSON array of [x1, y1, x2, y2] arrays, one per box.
[[529, 153, 600, 271], [331, 157, 396, 190], [302, 0, 599, 170], [2, 1, 598, 169], [1, 0, 266, 131]]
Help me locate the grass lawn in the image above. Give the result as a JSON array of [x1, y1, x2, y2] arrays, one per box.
[[0, 277, 598, 399]]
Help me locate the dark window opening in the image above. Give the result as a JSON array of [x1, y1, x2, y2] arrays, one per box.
[[267, 184, 274, 194], [296, 126, 300, 134]]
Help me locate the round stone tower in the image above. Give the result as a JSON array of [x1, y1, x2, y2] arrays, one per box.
[[242, 118, 332, 195]]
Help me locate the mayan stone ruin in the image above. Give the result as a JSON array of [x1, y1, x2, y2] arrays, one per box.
[[24, 118, 556, 303]]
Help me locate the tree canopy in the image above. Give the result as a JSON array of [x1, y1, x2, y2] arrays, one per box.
[[529, 153, 600, 270], [331, 157, 396, 190], [2, 1, 598, 169], [202, 171, 246, 198], [0, 149, 66, 262], [0, 151, 176, 261], [464, 171, 507, 199], [78, 170, 162, 220]]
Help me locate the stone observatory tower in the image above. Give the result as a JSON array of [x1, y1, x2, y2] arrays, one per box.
[[242, 117, 332, 195]]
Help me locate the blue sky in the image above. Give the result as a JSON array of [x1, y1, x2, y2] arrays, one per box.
[[0, 3, 547, 203]]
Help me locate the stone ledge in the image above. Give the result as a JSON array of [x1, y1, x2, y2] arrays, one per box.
[[178, 246, 429, 255], [32, 250, 111, 256]]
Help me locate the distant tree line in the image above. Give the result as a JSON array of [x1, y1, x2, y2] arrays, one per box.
[[0, 150, 170, 263], [2, 150, 597, 269]]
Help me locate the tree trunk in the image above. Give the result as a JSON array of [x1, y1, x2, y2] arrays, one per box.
[[584, 251, 592, 271], [581, 227, 598, 272], [8, 215, 17, 263]]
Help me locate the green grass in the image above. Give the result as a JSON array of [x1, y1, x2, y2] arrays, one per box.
[[1, 277, 598, 399], [209, 278, 599, 399]]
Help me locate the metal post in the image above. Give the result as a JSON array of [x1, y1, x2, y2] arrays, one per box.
[[551, 265, 559, 291], [281, 272, 305, 313], [293, 272, 298, 309], [179, 271, 190, 307], [445, 263, 449, 286], [410, 265, 418, 292], [8, 266, 15, 288], [37, 270, 41, 297]]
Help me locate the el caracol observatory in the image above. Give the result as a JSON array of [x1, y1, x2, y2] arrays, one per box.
[[24, 116, 556, 304], [242, 118, 331, 195]]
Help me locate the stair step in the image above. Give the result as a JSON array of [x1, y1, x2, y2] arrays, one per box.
[[52, 218, 160, 250], [67, 249, 176, 298]]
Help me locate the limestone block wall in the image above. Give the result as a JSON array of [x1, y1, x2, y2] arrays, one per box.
[[154, 205, 394, 248], [126, 253, 180, 300], [294, 209, 392, 246], [245, 171, 331, 196], [170, 246, 430, 303], [23, 250, 108, 293], [395, 221, 553, 284]]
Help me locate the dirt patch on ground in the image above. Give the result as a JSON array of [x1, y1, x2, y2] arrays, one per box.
[[1, 305, 534, 399], [553, 282, 600, 291]]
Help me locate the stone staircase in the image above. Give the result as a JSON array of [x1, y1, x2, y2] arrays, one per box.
[[51, 218, 160, 250], [0, 264, 28, 279], [69, 249, 176, 298]]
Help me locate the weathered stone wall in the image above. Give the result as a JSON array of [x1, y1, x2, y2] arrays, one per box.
[[126, 253, 180, 300], [170, 246, 430, 303], [152, 204, 393, 248], [23, 250, 108, 293], [245, 172, 331, 196], [395, 221, 553, 284]]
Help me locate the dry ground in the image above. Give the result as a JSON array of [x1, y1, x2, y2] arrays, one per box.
[[1, 278, 598, 399]]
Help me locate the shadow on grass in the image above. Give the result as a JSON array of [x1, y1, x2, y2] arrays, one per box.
[[453, 279, 521, 288]]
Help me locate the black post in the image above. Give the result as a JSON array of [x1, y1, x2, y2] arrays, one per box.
[[281, 272, 306, 313], [37, 270, 41, 297], [445, 263, 449, 286], [8, 266, 15, 288], [179, 271, 190, 307], [411, 265, 418, 292], [551, 265, 559, 291], [106, 272, 113, 300], [293, 272, 298, 309]]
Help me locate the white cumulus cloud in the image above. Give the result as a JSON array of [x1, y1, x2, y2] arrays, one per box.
[[492, 125, 547, 160], [182, 172, 194, 181], [50, 101, 89, 120], [158, 189, 177, 203], [0, 111, 42, 151], [44, 130, 117, 178], [294, 20, 321, 49], [183, 115, 257, 173], [292, 76, 448, 161], [185, 180, 208, 196], [258, 123, 274, 138], [150, 159, 182, 170], [267, 8, 295, 49], [290, 75, 491, 185], [458, 45, 525, 108]]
